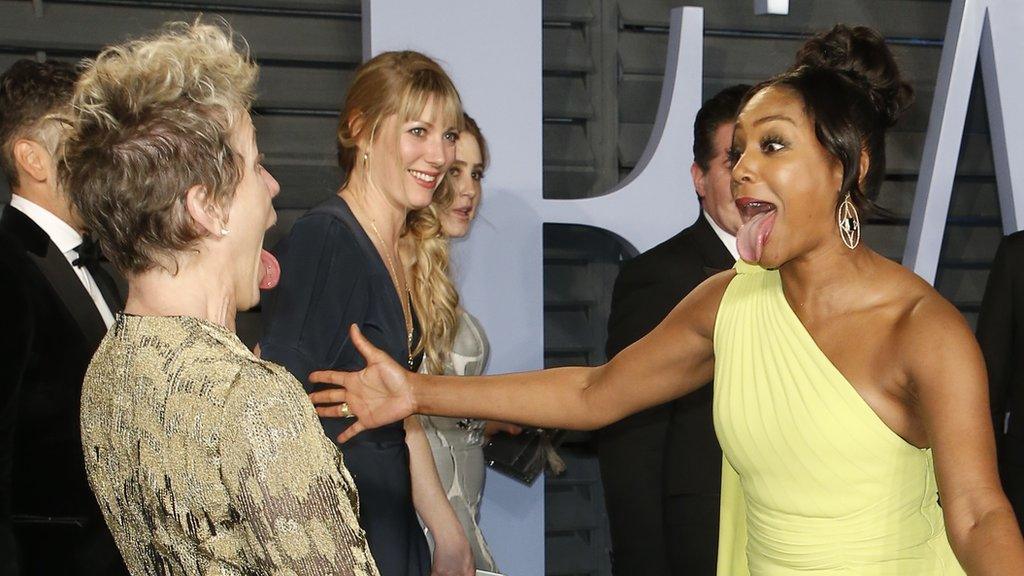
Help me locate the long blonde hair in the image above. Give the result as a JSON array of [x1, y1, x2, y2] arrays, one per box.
[[336, 50, 463, 178], [407, 114, 488, 374]]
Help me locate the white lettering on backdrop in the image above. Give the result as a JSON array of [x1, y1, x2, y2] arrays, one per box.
[[904, 0, 1024, 282], [364, 5, 704, 574]]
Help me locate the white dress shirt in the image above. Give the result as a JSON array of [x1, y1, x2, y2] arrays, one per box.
[[9, 195, 116, 328], [704, 210, 740, 263]]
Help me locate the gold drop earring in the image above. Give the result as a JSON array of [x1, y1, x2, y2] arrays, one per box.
[[837, 192, 860, 250]]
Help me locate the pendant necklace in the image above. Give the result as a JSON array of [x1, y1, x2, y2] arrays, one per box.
[[368, 219, 415, 369]]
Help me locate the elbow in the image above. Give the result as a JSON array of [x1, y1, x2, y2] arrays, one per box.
[[580, 406, 618, 432], [945, 492, 1017, 554], [574, 415, 605, 433], [576, 365, 621, 431]]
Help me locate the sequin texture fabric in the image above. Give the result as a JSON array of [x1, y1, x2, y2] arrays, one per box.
[[80, 314, 379, 576]]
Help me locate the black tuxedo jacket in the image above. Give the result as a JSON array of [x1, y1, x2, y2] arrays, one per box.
[[0, 205, 126, 575], [597, 214, 734, 575], [978, 231, 1024, 458]]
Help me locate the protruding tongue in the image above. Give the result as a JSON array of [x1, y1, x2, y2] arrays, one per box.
[[259, 249, 281, 290], [737, 210, 777, 263]]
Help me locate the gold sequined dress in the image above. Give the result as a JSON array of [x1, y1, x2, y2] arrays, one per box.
[[80, 313, 379, 576]]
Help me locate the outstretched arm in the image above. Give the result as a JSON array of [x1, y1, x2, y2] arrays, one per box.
[[903, 296, 1024, 574], [310, 270, 733, 442]]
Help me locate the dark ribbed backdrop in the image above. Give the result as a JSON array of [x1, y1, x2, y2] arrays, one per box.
[[0, 1, 992, 573]]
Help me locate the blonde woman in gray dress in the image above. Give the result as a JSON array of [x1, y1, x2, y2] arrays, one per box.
[[403, 115, 521, 572]]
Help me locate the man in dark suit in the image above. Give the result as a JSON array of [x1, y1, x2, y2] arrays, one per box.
[[597, 84, 750, 576], [977, 230, 1024, 531], [0, 59, 126, 575]]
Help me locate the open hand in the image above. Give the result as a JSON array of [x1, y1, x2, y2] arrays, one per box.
[[308, 324, 417, 443]]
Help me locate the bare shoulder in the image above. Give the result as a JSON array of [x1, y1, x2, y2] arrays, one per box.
[[672, 268, 738, 340], [688, 268, 737, 309], [876, 257, 975, 361], [693, 268, 738, 301]]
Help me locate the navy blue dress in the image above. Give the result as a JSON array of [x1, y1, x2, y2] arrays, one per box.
[[260, 195, 430, 576]]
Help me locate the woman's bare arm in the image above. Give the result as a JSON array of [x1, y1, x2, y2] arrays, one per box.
[[309, 271, 733, 443], [902, 295, 1024, 574], [405, 417, 473, 576]]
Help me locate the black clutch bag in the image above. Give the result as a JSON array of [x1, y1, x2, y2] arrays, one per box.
[[483, 428, 567, 485]]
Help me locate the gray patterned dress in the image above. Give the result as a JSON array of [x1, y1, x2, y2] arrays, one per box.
[[418, 310, 498, 572], [80, 314, 379, 576]]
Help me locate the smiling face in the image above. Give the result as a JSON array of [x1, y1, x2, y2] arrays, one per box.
[[222, 113, 280, 310], [364, 96, 458, 212], [729, 86, 844, 267], [438, 132, 484, 238]]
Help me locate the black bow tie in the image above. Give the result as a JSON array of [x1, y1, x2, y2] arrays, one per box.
[[71, 233, 124, 313], [72, 234, 107, 269]]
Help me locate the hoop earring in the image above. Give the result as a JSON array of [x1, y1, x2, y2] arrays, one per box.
[[837, 192, 860, 250]]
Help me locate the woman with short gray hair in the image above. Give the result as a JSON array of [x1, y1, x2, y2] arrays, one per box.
[[64, 21, 378, 576]]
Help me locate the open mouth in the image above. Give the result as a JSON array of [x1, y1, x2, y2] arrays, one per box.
[[451, 205, 472, 220], [735, 197, 777, 263], [408, 169, 439, 189]]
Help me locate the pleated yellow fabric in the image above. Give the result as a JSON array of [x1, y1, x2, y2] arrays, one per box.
[[713, 261, 965, 575]]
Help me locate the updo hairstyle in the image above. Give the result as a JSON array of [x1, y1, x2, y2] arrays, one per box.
[[745, 25, 914, 214]]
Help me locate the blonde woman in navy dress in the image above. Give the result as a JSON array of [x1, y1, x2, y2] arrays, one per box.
[[260, 51, 473, 576]]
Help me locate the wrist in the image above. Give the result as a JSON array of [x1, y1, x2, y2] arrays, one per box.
[[408, 370, 425, 414], [424, 510, 464, 541], [433, 525, 469, 550]]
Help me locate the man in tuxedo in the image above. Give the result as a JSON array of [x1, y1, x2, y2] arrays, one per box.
[[977, 230, 1024, 531], [0, 59, 126, 575], [597, 84, 750, 576]]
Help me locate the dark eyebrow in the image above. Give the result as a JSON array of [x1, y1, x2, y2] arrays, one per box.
[[753, 114, 796, 127]]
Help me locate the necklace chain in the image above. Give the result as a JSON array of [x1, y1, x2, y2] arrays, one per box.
[[368, 219, 415, 368]]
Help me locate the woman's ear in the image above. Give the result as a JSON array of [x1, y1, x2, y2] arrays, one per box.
[[184, 185, 226, 238], [857, 147, 871, 190], [348, 111, 368, 151]]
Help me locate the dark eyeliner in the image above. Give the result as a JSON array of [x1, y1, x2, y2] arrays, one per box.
[[760, 134, 787, 153]]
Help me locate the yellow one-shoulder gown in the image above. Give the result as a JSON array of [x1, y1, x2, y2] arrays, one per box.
[[713, 262, 965, 575]]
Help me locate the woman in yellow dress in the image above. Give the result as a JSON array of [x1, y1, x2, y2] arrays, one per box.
[[308, 25, 1024, 574]]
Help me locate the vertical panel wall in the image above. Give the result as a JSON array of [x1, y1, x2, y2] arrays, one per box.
[[1, 2, 999, 574]]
